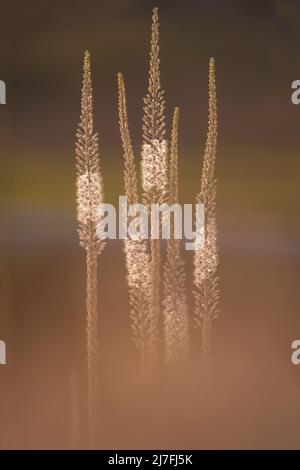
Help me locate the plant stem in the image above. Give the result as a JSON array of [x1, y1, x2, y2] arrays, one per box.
[[86, 244, 98, 446]]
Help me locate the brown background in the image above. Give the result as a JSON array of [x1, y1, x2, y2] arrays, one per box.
[[0, 0, 300, 449]]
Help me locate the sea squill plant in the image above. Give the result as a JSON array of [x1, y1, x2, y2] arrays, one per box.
[[117, 8, 220, 373], [141, 7, 168, 366], [75, 51, 105, 442], [117, 72, 151, 376], [163, 108, 189, 365], [193, 58, 219, 362], [118, 7, 168, 374]]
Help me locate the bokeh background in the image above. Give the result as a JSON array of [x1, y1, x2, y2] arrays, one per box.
[[1, 0, 300, 449]]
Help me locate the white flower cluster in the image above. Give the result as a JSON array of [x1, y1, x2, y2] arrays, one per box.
[[141, 139, 168, 195], [76, 172, 103, 225], [194, 220, 218, 284], [124, 239, 150, 292]]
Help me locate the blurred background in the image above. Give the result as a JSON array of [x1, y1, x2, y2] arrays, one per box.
[[1, 0, 300, 449]]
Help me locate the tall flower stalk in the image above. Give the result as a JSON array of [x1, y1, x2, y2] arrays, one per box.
[[117, 72, 151, 376], [193, 58, 219, 362], [141, 7, 167, 367], [163, 107, 189, 365], [75, 51, 105, 443]]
